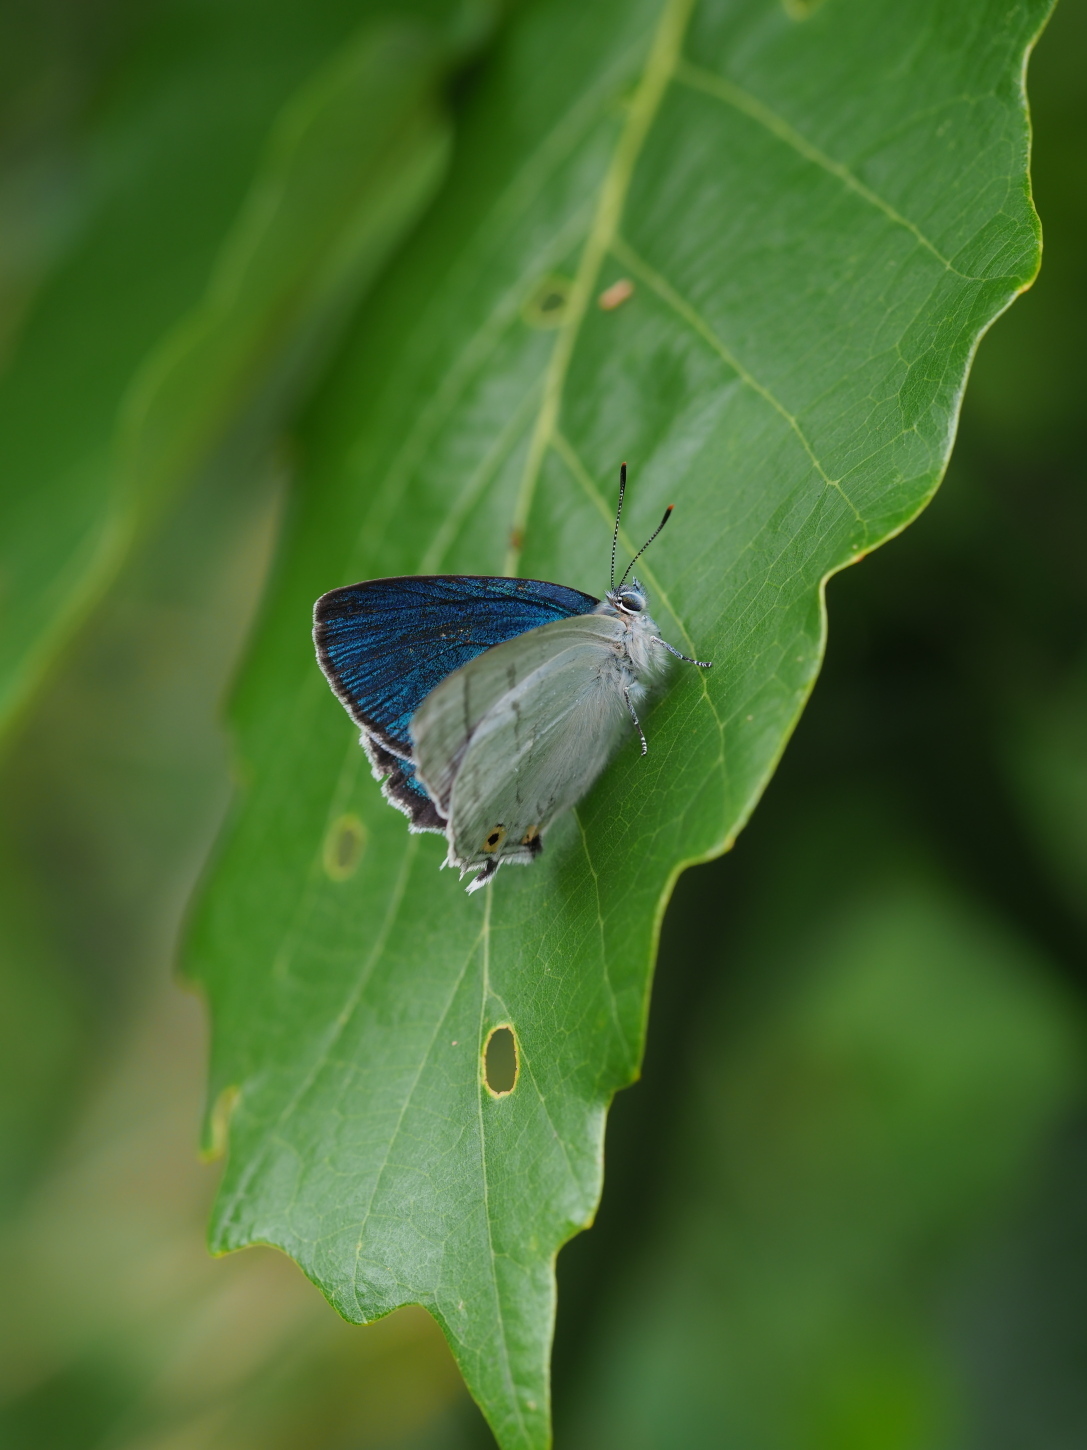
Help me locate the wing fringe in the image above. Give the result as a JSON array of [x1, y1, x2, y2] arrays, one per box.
[[361, 733, 446, 834]]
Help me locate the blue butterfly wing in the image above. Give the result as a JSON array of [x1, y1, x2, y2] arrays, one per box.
[[313, 575, 599, 831]]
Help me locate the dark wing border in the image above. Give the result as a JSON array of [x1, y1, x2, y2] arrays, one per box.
[[361, 733, 446, 834], [313, 574, 599, 757]]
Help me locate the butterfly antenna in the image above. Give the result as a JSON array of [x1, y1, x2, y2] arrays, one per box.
[[610, 462, 627, 591], [618, 504, 673, 589]]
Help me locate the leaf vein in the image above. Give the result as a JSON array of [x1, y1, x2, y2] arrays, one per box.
[[218, 838, 419, 1234], [610, 235, 867, 531], [552, 427, 726, 744], [349, 917, 484, 1310], [572, 809, 628, 1070], [675, 59, 963, 275], [504, 0, 700, 577], [476, 890, 532, 1444]]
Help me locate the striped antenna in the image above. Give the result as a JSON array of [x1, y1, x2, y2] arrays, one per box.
[[610, 462, 627, 591], [618, 503, 673, 590]]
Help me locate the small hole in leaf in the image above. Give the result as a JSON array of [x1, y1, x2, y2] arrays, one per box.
[[522, 275, 572, 329], [323, 813, 366, 880], [483, 1025, 518, 1096]]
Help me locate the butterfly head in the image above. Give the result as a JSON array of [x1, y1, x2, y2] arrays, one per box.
[[609, 579, 648, 615]]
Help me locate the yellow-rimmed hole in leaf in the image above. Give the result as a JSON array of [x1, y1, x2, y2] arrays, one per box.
[[521, 274, 572, 328], [483, 1025, 518, 1096], [323, 812, 366, 880]]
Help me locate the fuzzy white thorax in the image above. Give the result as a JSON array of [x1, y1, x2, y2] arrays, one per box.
[[594, 582, 671, 690]]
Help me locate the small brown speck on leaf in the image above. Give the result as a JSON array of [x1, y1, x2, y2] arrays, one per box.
[[598, 277, 635, 310]]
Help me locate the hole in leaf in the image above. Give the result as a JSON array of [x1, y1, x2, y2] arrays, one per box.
[[522, 274, 572, 328], [323, 813, 366, 880], [483, 1025, 518, 1096]]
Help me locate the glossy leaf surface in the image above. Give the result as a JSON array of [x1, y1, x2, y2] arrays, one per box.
[[187, 0, 1049, 1445]]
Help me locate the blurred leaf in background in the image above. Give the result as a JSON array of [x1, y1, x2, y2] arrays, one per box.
[[0, 0, 484, 741], [0, 0, 1084, 1447], [559, 799, 1080, 1450]]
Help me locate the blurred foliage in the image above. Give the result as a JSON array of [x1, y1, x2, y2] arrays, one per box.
[[0, 0, 479, 742], [0, 1, 1083, 1449]]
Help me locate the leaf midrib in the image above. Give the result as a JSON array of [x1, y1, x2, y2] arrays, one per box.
[[347, 35, 651, 573], [503, 0, 699, 577], [475, 890, 532, 1447]]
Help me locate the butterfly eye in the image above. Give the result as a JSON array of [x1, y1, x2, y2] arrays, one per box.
[[482, 825, 507, 853], [618, 591, 643, 613]]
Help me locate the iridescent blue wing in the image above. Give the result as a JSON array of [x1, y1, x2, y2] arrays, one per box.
[[313, 575, 598, 831]]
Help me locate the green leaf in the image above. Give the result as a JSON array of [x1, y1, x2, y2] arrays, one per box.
[[0, 0, 471, 745], [187, 0, 1049, 1444]]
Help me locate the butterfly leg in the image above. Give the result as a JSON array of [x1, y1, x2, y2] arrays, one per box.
[[623, 687, 648, 756], [650, 637, 712, 668]]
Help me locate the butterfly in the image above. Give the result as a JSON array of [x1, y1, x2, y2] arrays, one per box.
[[313, 465, 711, 893]]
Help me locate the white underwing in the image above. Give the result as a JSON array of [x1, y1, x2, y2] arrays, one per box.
[[411, 589, 674, 893]]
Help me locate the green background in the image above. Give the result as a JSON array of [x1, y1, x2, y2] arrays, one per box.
[[0, 0, 1085, 1447]]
